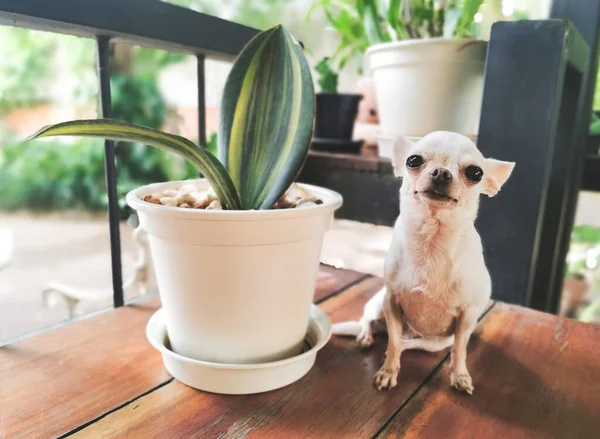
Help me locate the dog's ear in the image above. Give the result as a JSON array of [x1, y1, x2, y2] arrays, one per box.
[[392, 136, 414, 177], [481, 159, 515, 197]]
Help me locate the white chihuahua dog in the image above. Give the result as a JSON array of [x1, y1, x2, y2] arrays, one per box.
[[333, 131, 515, 394]]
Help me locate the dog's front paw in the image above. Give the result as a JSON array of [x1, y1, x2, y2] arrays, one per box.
[[374, 364, 399, 391], [450, 371, 474, 395]]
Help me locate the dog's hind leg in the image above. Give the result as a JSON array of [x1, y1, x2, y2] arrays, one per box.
[[402, 336, 454, 352]]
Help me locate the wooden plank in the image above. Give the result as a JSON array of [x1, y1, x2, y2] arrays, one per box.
[[0, 266, 361, 439], [314, 264, 369, 303], [71, 277, 454, 439], [380, 303, 600, 439], [0, 296, 165, 439]]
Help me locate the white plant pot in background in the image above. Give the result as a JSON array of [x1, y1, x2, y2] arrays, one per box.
[[377, 135, 396, 162], [127, 179, 342, 365], [366, 39, 487, 138]]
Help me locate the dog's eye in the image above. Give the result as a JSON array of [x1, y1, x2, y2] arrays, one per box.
[[406, 155, 424, 169], [465, 165, 484, 182]]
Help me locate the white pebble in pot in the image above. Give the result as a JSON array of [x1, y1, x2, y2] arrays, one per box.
[[159, 197, 179, 207]]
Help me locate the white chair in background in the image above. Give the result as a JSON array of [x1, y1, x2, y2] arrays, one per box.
[[42, 226, 151, 318], [0, 228, 14, 273]]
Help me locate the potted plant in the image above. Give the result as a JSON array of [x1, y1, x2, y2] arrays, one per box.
[[27, 26, 342, 367], [312, 56, 363, 153], [311, 0, 485, 140]]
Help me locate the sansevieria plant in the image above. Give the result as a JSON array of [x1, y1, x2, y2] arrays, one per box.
[[28, 25, 315, 211]]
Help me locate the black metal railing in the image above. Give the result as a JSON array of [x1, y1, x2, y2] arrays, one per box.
[[0, 0, 258, 308]]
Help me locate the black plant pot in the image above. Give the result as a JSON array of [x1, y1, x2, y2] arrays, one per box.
[[314, 93, 362, 140]]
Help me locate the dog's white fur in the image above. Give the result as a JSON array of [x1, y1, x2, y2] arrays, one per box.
[[332, 131, 515, 394]]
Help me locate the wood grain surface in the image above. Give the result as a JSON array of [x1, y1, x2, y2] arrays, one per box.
[[71, 277, 453, 439], [379, 303, 600, 439], [0, 265, 354, 439], [314, 264, 369, 303], [0, 296, 165, 439], [7, 268, 600, 439]]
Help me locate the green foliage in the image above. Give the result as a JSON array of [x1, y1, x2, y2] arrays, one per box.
[[572, 225, 600, 245], [131, 48, 186, 77], [0, 27, 57, 111], [306, 0, 373, 71], [0, 138, 106, 211], [0, 27, 98, 112], [28, 25, 315, 211], [307, 0, 484, 72], [594, 64, 600, 112], [565, 225, 600, 278], [0, 134, 200, 214], [453, 0, 485, 38], [0, 52, 199, 214], [590, 65, 600, 134], [166, 0, 293, 30], [590, 112, 600, 136], [206, 131, 218, 157], [112, 75, 167, 129], [315, 57, 339, 93], [0, 24, 190, 114], [111, 74, 174, 188]]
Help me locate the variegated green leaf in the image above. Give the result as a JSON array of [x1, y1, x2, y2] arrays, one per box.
[[27, 119, 242, 210], [218, 25, 315, 210]]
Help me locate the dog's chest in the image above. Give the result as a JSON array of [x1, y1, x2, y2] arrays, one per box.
[[395, 288, 458, 337], [386, 234, 464, 337]]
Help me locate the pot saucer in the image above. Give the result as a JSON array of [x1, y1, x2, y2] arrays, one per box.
[[146, 305, 332, 395]]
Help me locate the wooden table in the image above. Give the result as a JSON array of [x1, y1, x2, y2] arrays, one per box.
[[2, 266, 599, 439]]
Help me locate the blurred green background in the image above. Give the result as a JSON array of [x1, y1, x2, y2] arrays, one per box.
[[0, 0, 568, 217]]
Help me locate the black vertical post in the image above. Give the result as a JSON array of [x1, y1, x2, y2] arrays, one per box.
[[96, 36, 124, 308], [547, 0, 600, 312], [475, 21, 588, 311], [552, 0, 600, 155], [197, 54, 207, 147]]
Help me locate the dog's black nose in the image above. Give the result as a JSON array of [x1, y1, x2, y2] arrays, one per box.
[[430, 167, 452, 185]]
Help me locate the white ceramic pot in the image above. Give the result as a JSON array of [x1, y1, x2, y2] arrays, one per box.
[[366, 39, 487, 138], [127, 179, 342, 365]]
